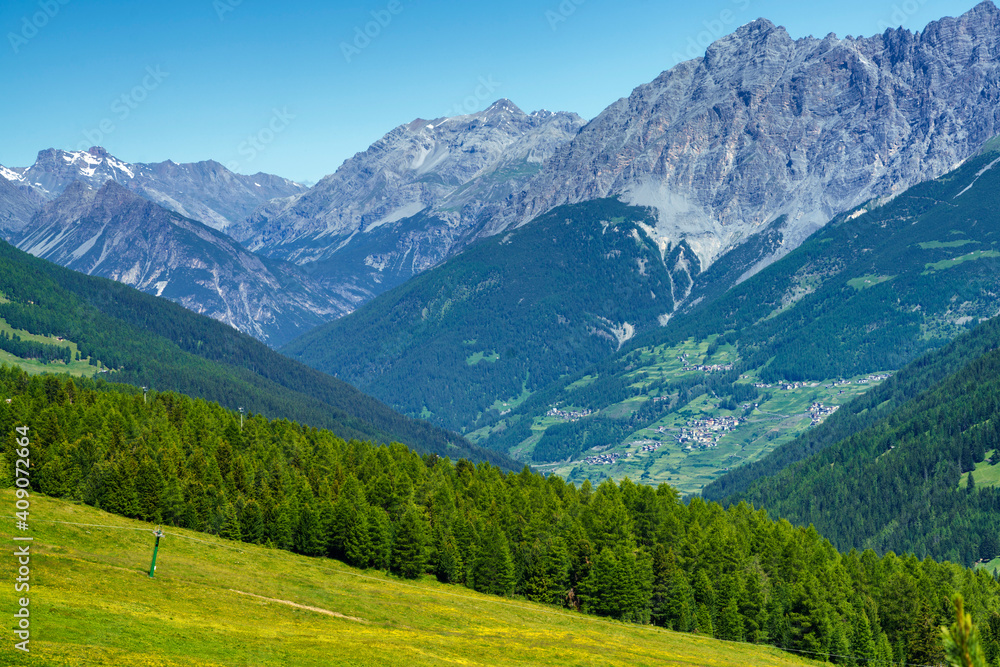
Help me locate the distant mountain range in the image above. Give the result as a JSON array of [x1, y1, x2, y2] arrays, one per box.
[[14, 180, 350, 346], [3, 2, 1000, 358], [256, 1, 1000, 311], [0, 146, 305, 234]]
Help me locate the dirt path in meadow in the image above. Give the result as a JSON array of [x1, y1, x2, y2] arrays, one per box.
[[230, 589, 369, 623]]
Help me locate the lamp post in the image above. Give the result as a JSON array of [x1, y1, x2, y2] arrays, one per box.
[[239, 407, 244, 430]]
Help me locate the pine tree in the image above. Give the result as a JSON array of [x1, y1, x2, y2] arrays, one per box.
[[367, 507, 392, 570], [850, 605, 878, 665], [219, 502, 242, 542], [391, 503, 429, 579], [695, 603, 715, 637], [874, 632, 895, 667], [331, 476, 371, 567], [241, 498, 265, 544], [472, 522, 515, 597], [433, 524, 463, 584], [715, 574, 744, 642], [134, 456, 165, 523], [343, 507, 372, 569], [295, 503, 326, 557], [909, 601, 944, 666]]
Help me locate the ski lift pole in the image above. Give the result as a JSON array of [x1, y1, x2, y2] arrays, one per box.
[[148, 526, 164, 578]]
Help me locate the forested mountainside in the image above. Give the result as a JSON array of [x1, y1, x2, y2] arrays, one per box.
[[704, 313, 1000, 566], [0, 240, 514, 467], [282, 199, 701, 431], [464, 138, 1000, 491], [3, 367, 1000, 667]]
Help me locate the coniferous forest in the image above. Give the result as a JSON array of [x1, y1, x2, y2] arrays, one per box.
[[3, 367, 1000, 666]]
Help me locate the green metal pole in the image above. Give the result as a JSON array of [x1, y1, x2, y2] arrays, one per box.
[[149, 528, 163, 578]]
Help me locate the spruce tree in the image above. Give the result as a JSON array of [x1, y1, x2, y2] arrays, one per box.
[[433, 525, 463, 584], [908, 601, 944, 666], [331, 475, 371, 567], [850, 605, 877, 665], [294, 503, 325, 557]]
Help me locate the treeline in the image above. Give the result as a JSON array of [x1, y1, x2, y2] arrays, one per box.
[[0, 241, 509, 467], [708, 329, 1000, 568], [2, 367, 999, 666], [0, 330, 72, 364]]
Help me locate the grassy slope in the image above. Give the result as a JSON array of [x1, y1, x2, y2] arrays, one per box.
[[0, 491, 818, 667], [0, 316, 99, 378]]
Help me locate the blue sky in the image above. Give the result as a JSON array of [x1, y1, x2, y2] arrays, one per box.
[[0, 0, 985, 183]]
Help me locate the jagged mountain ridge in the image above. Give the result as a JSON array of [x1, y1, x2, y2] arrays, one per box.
[[241, 2, 1000, 327], [0, 146, 306, 234], [239, 100, 585, 296], [495, 1, 1000, 276], [15, 181, 352, 346]]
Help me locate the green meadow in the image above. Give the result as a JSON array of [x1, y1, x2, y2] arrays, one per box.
[[0, 491, 821, 667]]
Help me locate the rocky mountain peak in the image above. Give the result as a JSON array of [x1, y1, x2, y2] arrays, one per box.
[[238, 100, 586, 273], [488, 0, 1000, 279], [703, 17, 794, 71]]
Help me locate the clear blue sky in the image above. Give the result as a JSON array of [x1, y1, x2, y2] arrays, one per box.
[[0, 0, 985, 183]]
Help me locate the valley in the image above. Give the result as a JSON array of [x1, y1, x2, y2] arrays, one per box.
[[494, 336, 891, 494]]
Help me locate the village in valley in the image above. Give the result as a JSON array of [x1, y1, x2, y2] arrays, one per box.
[[529, 335, 895, 494]]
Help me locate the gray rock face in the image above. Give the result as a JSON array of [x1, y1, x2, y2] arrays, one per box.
[[500, 1, 1000, 275], [0, 175, 46, 235], [15, 181, 352, 346], [244, 2, 1000, 317], [239, 100, 585, 295], [0, 146, 306, 234]]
